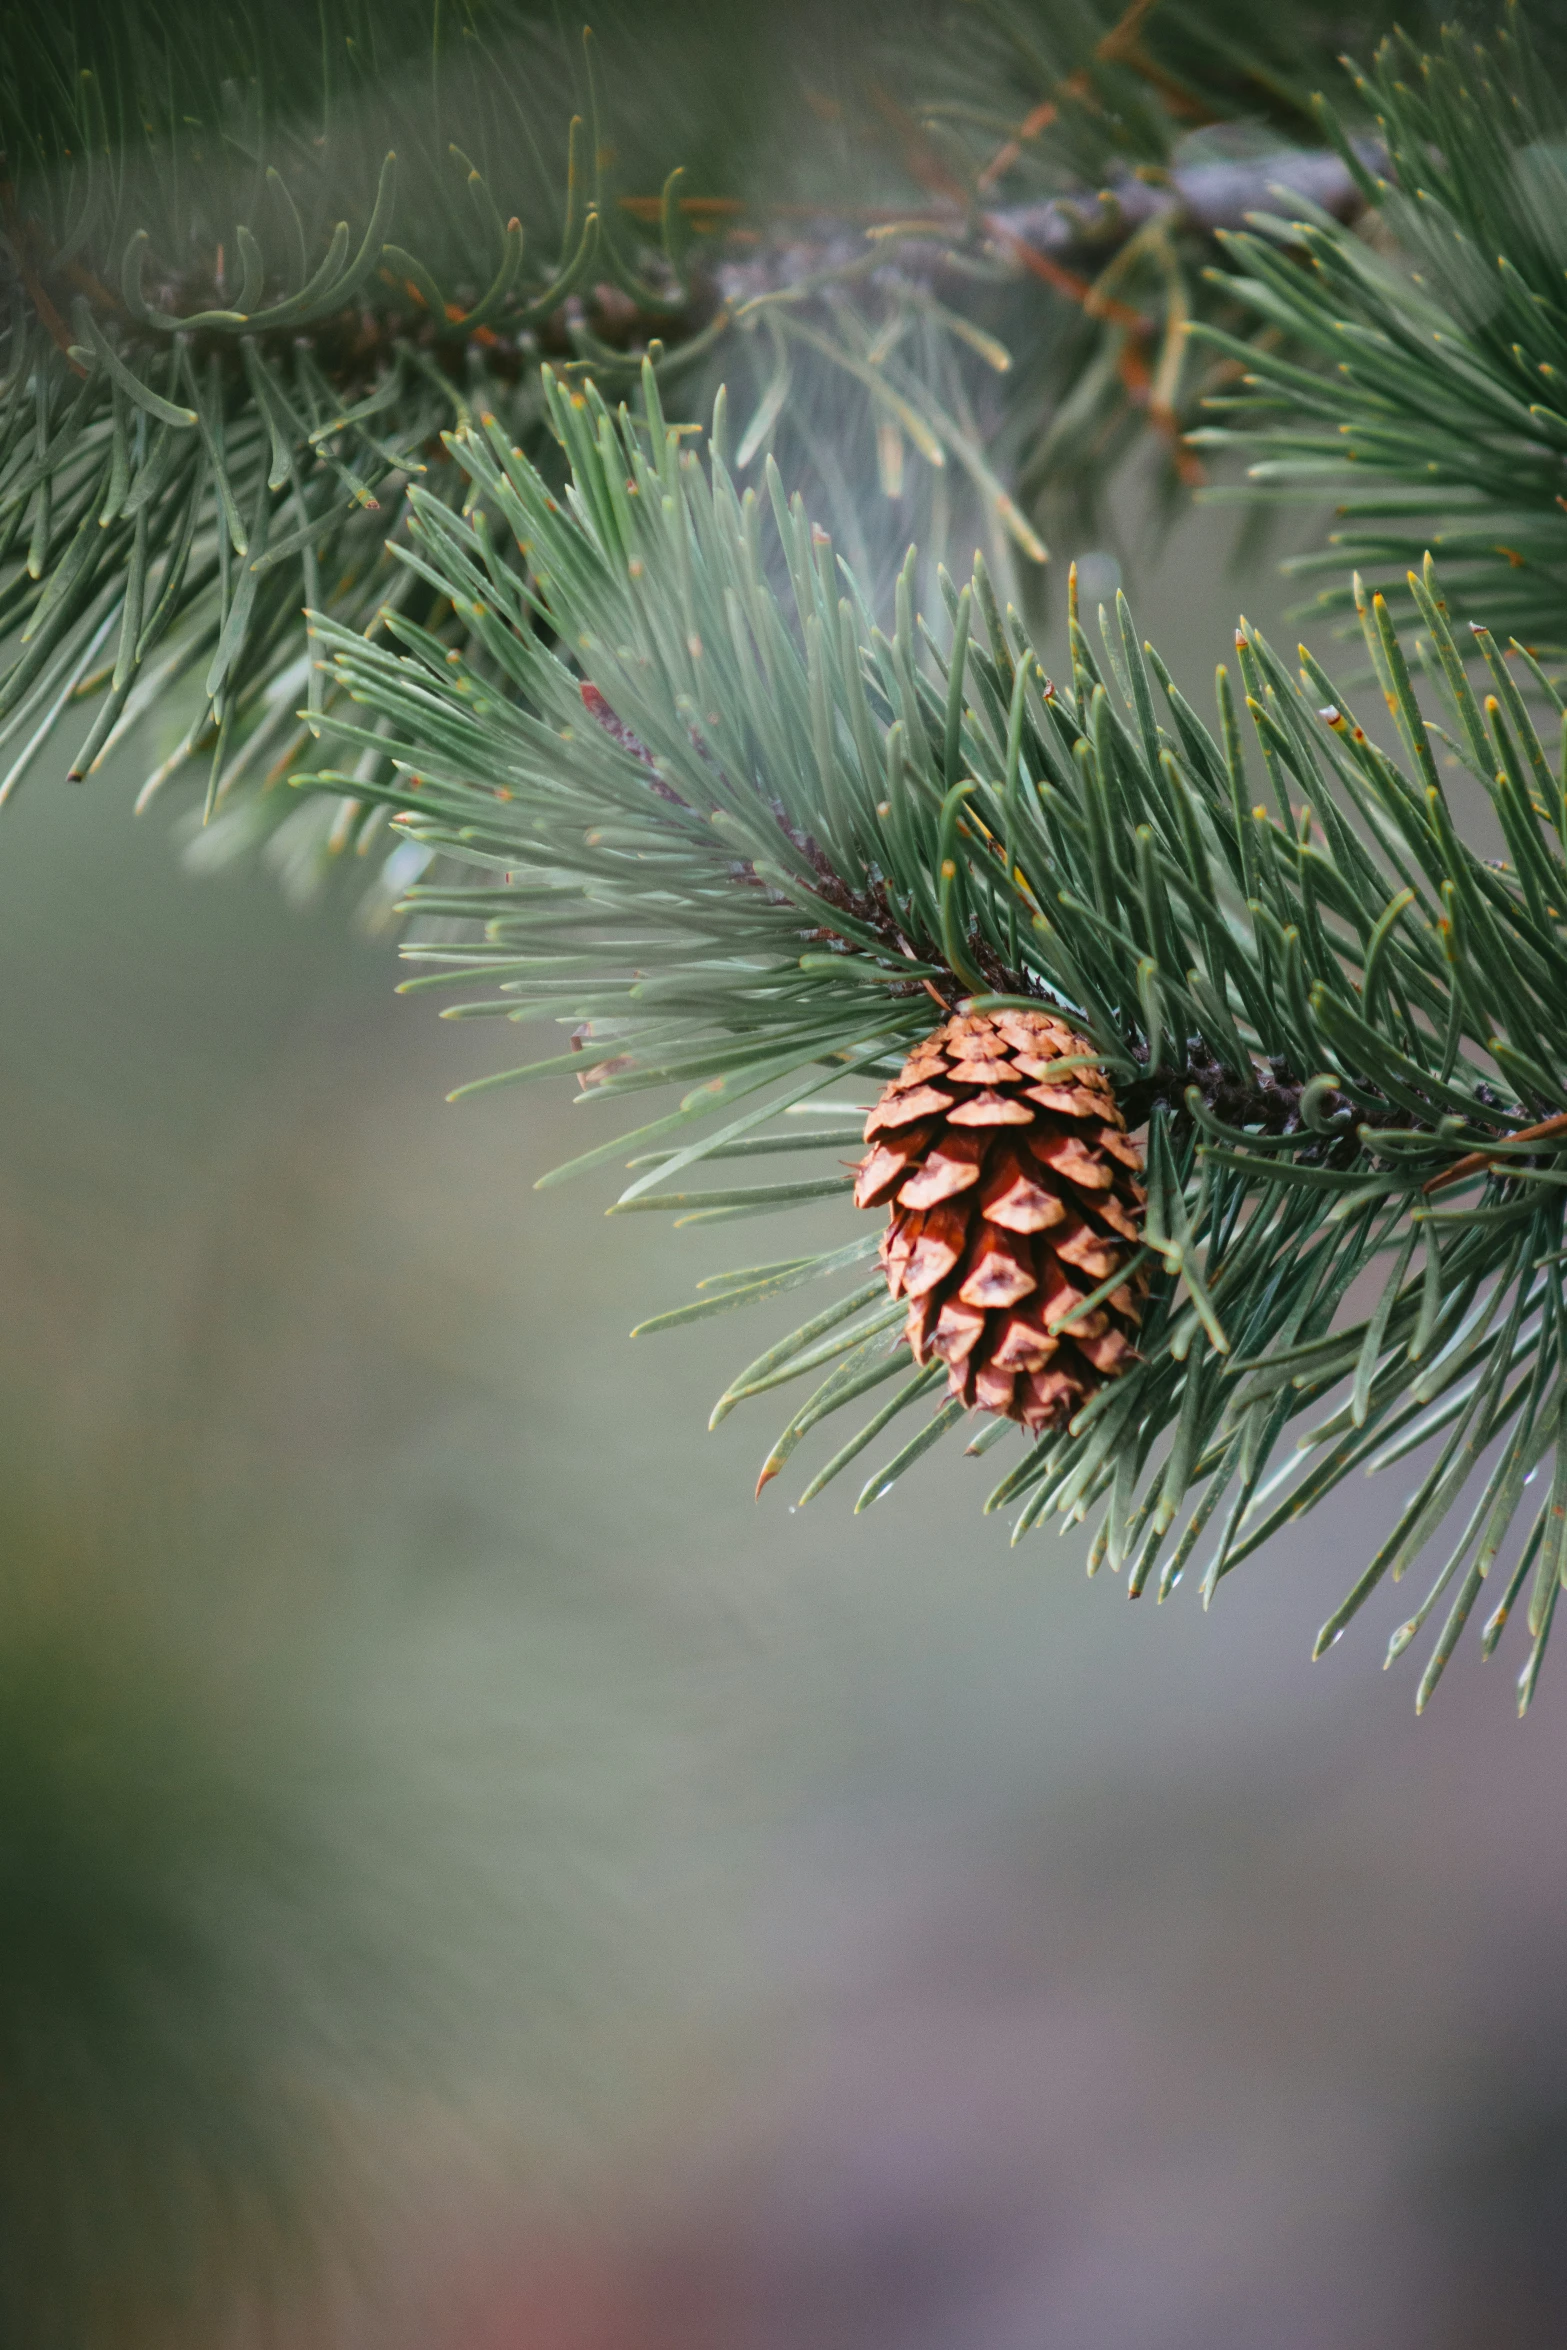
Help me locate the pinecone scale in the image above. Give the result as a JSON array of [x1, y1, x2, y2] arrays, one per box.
[[856, 1008, 1147, 1433]]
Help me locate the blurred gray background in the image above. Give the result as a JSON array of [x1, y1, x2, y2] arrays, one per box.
[[4, 490, 1566, 2348]]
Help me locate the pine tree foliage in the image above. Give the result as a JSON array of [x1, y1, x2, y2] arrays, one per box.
[[1198, 9, 1567, 643], [0, 1, 735, 886], [0, 0, 1433, 902], [893, 0, 1426, 543], [310, 365, 1567, 1709]]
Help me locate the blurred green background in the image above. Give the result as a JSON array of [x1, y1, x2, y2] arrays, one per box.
[[5, 473, 1567, 2345]]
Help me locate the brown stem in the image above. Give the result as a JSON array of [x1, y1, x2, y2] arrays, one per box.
[[1423, 1109, 1567, 1196]]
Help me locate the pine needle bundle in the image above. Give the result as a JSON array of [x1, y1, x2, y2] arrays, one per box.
[[300, 362, 1567, 1709]]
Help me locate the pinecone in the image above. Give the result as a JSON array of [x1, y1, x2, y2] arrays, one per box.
[[855, 1008, 1147, 1433]]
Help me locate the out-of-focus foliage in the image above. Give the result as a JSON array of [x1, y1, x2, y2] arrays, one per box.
[[1198, 10, 1567, 643], [0, 1485, 358, 2344], [0, 0, 1455, 912], [0, 1435, 699, 2344], [0, 0, 793, 893], [900, 0, 1428, 546]]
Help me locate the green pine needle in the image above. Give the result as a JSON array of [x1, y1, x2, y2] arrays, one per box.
[[1197, 14, 1567, 646]]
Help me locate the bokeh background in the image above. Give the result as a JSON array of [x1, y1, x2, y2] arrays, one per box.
[[5, 464, 1567, 2348]]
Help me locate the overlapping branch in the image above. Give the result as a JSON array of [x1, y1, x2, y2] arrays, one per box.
[[1197, 12, 1567, 645], [0, 0, 1400, 894]]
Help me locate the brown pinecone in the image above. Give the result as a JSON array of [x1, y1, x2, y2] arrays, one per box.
[[855, 1008, 1147, 1433]]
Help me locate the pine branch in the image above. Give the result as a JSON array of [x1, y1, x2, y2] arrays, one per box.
[[301, 361, 1567, 1710], [7, 9, 1567, 1717], [1193, 10, 1567, 644], [0, 0, 1419, 908]]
